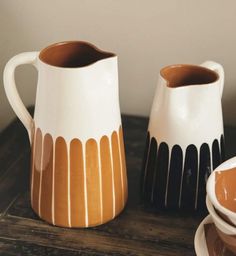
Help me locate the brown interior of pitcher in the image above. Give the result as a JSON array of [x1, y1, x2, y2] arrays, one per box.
[[215, 167, 236, 212], [39, 41, 115, 68], [161, 65, 218, 88]]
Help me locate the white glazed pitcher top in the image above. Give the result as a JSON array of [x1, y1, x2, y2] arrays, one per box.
[[34, 42, 121, 143], [148, 61, 224, 150], [3, 41, 122, 144]]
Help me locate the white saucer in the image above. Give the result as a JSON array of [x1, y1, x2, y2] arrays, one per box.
[[194, 215, 211, 256], [194, 214, 234, 256]]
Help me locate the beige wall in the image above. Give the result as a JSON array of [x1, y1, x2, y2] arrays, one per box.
[[1, 0, 236, 131]]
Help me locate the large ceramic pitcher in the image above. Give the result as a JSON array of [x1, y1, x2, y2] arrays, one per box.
[[141, 61, 225, 211], [4, 41, 128, 227]]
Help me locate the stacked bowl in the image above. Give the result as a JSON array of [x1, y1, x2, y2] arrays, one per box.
[[195, 157, 236, 255]]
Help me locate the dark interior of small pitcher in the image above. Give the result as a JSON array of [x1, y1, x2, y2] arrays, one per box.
[[161, 65, 219, 88], [39, 41, 115, 68]]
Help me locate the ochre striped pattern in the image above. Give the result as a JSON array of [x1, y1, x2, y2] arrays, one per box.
[[31, 126, 127, 228], [31, 129, 42, 213], [112, 131, 123, 214], [100, 136, 113, 220], [40, 134, 53, 221], [86, 139, 102, 226], [54, 137, 69, 226], [70, 139, 85, 227]]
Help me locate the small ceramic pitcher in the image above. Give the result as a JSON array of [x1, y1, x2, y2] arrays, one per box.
[[141, 61, 225, 211], [4, 41, 128, 227]]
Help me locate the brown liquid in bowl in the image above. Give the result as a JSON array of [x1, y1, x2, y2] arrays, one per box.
[[215, 167, 236, 212]]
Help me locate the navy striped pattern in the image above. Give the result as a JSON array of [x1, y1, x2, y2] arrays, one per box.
[[141, 133, 225, 211]]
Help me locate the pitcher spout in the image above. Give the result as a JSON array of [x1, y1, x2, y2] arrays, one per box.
[[39, 41, 116, 68]]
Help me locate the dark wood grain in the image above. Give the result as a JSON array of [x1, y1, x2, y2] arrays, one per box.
[[0, 121, 29, 180], [0, 215, 195, 256], [0, 108, 33, 181], [0, 151, 29, 214], [7, 193, 197, 248], [0, 238, 90, 256], [0, 112, 235, 255]]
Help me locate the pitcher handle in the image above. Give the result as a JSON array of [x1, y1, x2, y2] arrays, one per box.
[[3, 52, 39, 145], [200, 61, 224, 98]]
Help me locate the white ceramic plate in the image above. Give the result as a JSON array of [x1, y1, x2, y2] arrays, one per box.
[[194, 215, 211, 256], [194, 214, 234, 256]]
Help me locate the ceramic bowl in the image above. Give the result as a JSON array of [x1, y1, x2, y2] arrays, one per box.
[[194, 214, 234, 256], [194, 215, 212, 256], [206, 156, 236, 226], [206, 196, 236, 254]]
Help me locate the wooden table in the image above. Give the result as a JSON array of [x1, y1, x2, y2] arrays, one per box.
[[0, 113, 235, 255]]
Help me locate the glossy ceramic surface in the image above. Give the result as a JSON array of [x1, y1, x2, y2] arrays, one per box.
[[207, 157, 236, 226], [3, 41, 128, 228], [206, 196, 236, 254], [195, 215, 234, 256], [142, 61, 225, 210]]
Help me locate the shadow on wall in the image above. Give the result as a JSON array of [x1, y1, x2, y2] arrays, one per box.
[[222, 89, 236, 158], [0, 2, 38, 131], [223, 89, 236, 124], [1, 0, 236, 132]]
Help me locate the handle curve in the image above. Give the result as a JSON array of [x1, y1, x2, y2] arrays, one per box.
[[200, 60, 224, 98], [3, 52, 39, 145]]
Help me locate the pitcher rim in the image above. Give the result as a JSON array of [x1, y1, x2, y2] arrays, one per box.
[[38, 40, 116, 69], [160, 64, 219, 88]]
